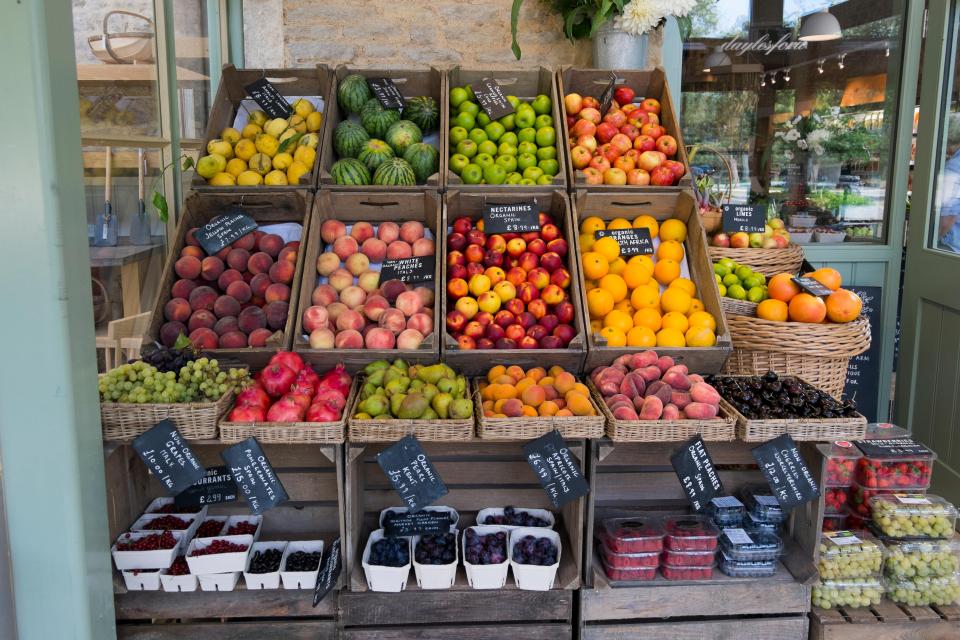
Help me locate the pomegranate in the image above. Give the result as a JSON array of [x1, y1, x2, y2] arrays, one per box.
[[289, 365, 319, 396], [285, 393, 312, 410], [306, 403, 340, 422], [266, 396, 306, 422], [228, 404, 266, 422], [313, 387, 347, 413], [316, 364, 351, 396], [269, 351, 304, 374], [235, 386, 270, 409], [260, 364, 297, 397]]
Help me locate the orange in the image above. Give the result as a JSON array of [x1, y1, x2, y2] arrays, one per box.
[[593, 236, 621, 262], [603, 309, 634, 334], [809, 267, 843, 291], [579, 233, 596, 253], [630, 285, 660, 310], [768, 273, 801, 302], [656, 327, 686, 347], [685, 326, 716, 347], [487, 365, 506, 383], [607, 217, 632, 230], [660, 287, 692, 314], [756, 298, 788, 322], [622, 261, 653, 288], [659, 219, 687, 242], [608, 257, 627, 275], [653, 259, 681, 285], [661, 311, 690, 333], [580, 216, 606, 235], [657, 240, 685, 262], [788, 293, 827, 323], [627, 254, 655, 272], [599, 326, 627, 347], [633, 307, 663, 332], [582, 252, 609, 280], [825, 289, 862, 323], [587, 287, 615, 318], [669, 277, 697, 297], [632, 214, 659, 239], [613, 299, 636, 315], [689, 298, 704, 313], [599, 274, 628, 303], [687, 311, 716, 331], [626, 326, 657, 347], [590, 319, 603, 335]]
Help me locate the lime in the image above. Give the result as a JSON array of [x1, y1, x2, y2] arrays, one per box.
[[714, 263, 730, 278], [718, 283, 727, 296], [517, 153, 538, 171], [722, 273, 740, 287], [522, 166, 544, 182], [715, 273, 722, 283], [536, 146, 557, 161], [719, 257, 737, 270], [498, 114, 515, 131], [474, 153, 495, 170], [531, 94, 552, 115], [497, 142, 518, 157], [449, 126, 468, 146], [496, 154, 518, 173], [538, 158, 559, 176], [747, 286, 766, 303], [454, 111, 476, 131], [483, 164, 507, 185], [517, 127, 537, 144], [477, 140, 498, 156], [484, 122, 506, 142], [728, 284, 747, 300], [743, 275, 765, 290], [499, 132, 518, 147], [449, 153, 470, 175], [450, 87, 469, 108], [468, 128, 488, 146], [461, 163, 483, 184], [535, 114, 553, 130], [735, 266, 753, 281], [456, 139, 478, 158]]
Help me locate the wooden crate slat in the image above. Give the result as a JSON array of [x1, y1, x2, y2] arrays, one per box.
[[117, 620, 336, 640], [901, 604, 944, 622], [811, 606, 850, 625], [582, 616, 809, 640], [933, 604, 960, 620], [115, 586, 337, 620], [594, 470, 764, 505], [190, 443, 338, 469], [841, 606, 881, 623], [598, 441, 759, 466], [872, 599, 912, 623], [361, 487, 556, 512], [340, 623, 571, 639]]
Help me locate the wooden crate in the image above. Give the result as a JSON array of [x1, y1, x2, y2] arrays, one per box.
[[142, 190, 312, 369], [104, 440, 344, 636], [572, 189, 732, 373], [441, 190, 588, 376], [191, 64, 333, 192], [341, 440, 583, 635], [292, 190, 443, 374], [556, 67, 692, 193], [810, 602, 960, 640], [444, 67, 567, 191], [317, 67, 445, 190]]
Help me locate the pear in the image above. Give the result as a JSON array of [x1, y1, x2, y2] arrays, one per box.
[[409, 379, 425, 392], [437, 377, 456, 395], [360, 382, 378, 400], [421, 383, 439, 402], [359, 395, 389, 417], [354, 412, 372, 420], [393, 359, 409, 371], [367, 369, 386, 387], [431, 392, 453, 419], [455, 375, 467, 398], [417, 364, 447, 385], [390, 393, 407, 416], [449, 398, 474, 420], [385, 376, 410, 396], [421, 407, 439, 420], [364, 360, 390, 375], [397, 393, 429, 419]]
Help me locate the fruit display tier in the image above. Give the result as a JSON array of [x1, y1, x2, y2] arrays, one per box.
[[444, 67, 566, 190], [558, 68, 690, 192], [292, 191, 443, 373], [809, 600, 960, 640], [192, 64, 333, 191], [573, 191, 731, 373], [580, 441, 816, 639]]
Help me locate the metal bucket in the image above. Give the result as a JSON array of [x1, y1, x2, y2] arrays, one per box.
[[592, 22, 649, 69]]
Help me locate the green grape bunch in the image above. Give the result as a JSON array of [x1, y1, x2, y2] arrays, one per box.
[[871, 495, 957, 539], [812, 578, 883, 608], [817, 535, 884, 580], [885, 540, 960, 579], [99, 358, 250, 404], [885, 574, 960, 606]]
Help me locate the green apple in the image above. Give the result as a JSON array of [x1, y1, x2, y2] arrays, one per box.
[[460, 163, 483, 184], [496, 154, 518, 173], [517, 152, 538, 171], [517, 141, 538, 156], [522, 166, 544, 182], [484, 122, 506, 142], [498, 114, 515, 131], [506, 172, 523, 184], [458, 101, 480, 117], [449, 126, 468, 146], [534, 114, 553, 129], [468, 128, 488, 146], [535, 126, 556, 148], [531, 94, 552, 115], [449, 153, 470, 175], [483, 164, 507, 185], [454, 111, 476, 131], [538, 159, 559, 176], [456, 139, 478, 158], [476, 112, 491, 127], [514, 107, 536, 129], [517, 127, 537, 144], [449, 87, 469, 108], [536, 146, 556, 161], [536, 174, 553, 185], [497, 143, 518, 157], [519, 178, 536, 185], [506, 95, 521, 108], [499, 132, 518, 147], [477, 140, 498, 156], [474, 153, 495, 170]]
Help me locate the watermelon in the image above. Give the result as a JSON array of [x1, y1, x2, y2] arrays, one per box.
[[360, 98, 384, 117], [384, 120, 423, 156], [337, 74, 372, 115], [403, 143, 438, 184], [403, 96, 439, 133], [358, 139, 395, 173], [372, 157, 417, 186], [330, 158, 371, 185], [361, 107, 401, 139], [333, 120, 369, 158]]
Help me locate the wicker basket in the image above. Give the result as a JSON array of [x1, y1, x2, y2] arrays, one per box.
[[586, 378, 735, 442], [101, 391, 234, 441], [708, 243, 805, 277], [347, 378, 475, 442], [700, 211, 723, 234], [474, 379, 604, 440], [219, 422, 253, 444], [716, 377, 867, 442], [720, 297, 758, 317], [723, 314, 871, 399]]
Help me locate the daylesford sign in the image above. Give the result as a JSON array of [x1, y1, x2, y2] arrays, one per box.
[[721, 33, 808, 56]]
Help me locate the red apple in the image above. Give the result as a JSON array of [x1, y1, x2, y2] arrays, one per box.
[[628, 112, 651, 128], [596, 122, 618, 144], [578, 107, 601, 125], [602, 110, 627, 129], [626, 168, 650, 185], [619, 124, 640, 141], [582, 96, 600, 110], [656, 135, 678, 157], [582, 167, 603, 184], [649, 164, 675, 186], [664, 160, 686, 179], [621, 103, 638, 115], [634, 134, 656, 152], [570, 145, 592, 169], [603, 168, 627, 185], [640, 123, 662, 140], [730, 232, 750, 248], [614, 86, 635, 106], [564, 92, 583, 115], [610, 133, 633, 155], [613, 155, 635, 173], [453, 217, 473, 235], [571, 118, 597, 138], [711, 232, 731, 248], [566, 114, 577, 129], [637, 151, 662, 172], [640, 98, 661, 114], [599, 143, 620, 164], [576, 134, 597, 153]]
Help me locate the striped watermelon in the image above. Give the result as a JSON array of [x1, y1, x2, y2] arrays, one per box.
[[360, 98, 384, 117], [402, 143, 438, 184], [372, 157, 417, 186], [384, 120, 423, 156], [330, 158, 371, 185], [361, 107, 401, 139], [358, 139, 395, 173], [333, 120, 369, 158], [337, 74, 372, 115], [403, 96, 439, 133]]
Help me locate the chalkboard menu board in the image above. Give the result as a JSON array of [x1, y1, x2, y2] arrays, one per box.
[[367, 77, 405, 110], [195, 208, 258, 256], [473, 79, 515, 120], [751, 434, 820, 510], [376, 435, 448, 513], [842, 286, 882, 422], [244, 78, 293, 118], [523, 430, 590, 509], [670, 435, 723, 512], [482, 201, 539, 234], [175, 465, 238, 507], [792, 276, 833, 297], [379, 255, 435, 283], [313, 537, 341, 606], [594, 228, 653, 256], [132, 420, 206, 495], [383, 511, 453, 536], [221, 437, 289, 514], [721, 204, 766, 233]]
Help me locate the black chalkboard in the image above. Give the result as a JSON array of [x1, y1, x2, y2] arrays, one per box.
[[174, 465, 238, 507], [376, 435, 448, 514], [594, 228, 654, 256], [379, 255, 435, 283], [721, 204, 767, 233], [383, 511, 453, 536], [854, 438, 933, 458], [792, 276, 833, 297], [195, 208, 258, 256], [313, 537, 341, 606], [244, 78, 293, 119], [473, 79, 515, 120], [599, 73, 618, 115], [482, 201, 539, 234], [842, 286, 881, 421], [670, 436, 724, 512], [367, 77, 405, 110], [221, 437, 289, 515], [523, 430, 590, 509], [751, 434, 820, 510], [132, 420, 206, 496]]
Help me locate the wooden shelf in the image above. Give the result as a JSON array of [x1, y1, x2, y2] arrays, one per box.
[[77, 64, 207, 83]]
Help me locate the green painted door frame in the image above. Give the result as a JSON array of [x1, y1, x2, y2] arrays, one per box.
[[0, 2, 115, 638]]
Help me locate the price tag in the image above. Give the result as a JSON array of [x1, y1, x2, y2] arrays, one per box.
[[367, 77, 405, 110], [523, 430, 590, 509], [594, 228, 654, 256], [854, 438, 933, 458], [721, 204, 767, 233], [824, 531, 862, 545], [712, 496, 743, 508], [377, 435, 448, 514], [194, 208, 258, 256], [792, 276, 833, 297], [482, 201, 539, 234], [722, 528, 754, 545], [473, 79, 515, 120], [751, 434, 820, 511], [670, 435, 723, 512], [379, 255, 435, 283], [132, 420, 206, 496], [220, 437, 289, 515], [599, 73, 618, 115], [895, 494, 931, 505], [174, 465, 238, 507], [383, 511, 453, 536], [244, 78, 293, 119], [312, 538, 341, 606]]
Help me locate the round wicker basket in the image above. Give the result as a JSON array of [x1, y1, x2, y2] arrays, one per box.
[[708, 243, 805, 277]]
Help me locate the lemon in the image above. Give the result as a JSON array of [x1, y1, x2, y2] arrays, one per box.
[[271, 152, 294, 171], [241, 123, 262, 140], [264, 170, 289, 186], [234, 138, 256, 161], [220, 127, 241, 145], [255, 133, 279, 158], [248, 153, 272, 175], [278, 128, 299, 145], [287, 160, 310, 185], [196, 153, 226, 179], [306, 112, 323, 132], [292, 98, 315, 118], [249, 110, 268, 127], [264, 117, 288, 138], [207, 138, 234, 159], [293, 145, 316, 168], [208, 172, 236, 186], [288, 114, 307, 133], [236, 170, 263, 186], [299, 132, 320, 149], [225, 158, 248, 177]]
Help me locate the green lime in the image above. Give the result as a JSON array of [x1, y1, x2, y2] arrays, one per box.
[[728, 284, 747, 300], [496, 154, 518, 173], [484, 122, 506, 142], [517, 152, 538, 171], [538, 159, 559, 176], [718, 283, 727, 296], [497, 142, 518, 157], [747, 286, 766, 303], [715, 273, 722, 284], [454, 111, 476, 131], [460, 163, 483, 184], [477, 140, 498, 156], [531, 94, 552, 115], [468, 128, 488, 146], [722, 273, 740, 287], [456, 139, 478, 158], [714, 263, 730, 278], [743, 275, 764, 290], [522, 166, 544, 182], [449, 153, 470, 175], [517, 127, 537, 144], [458, 101, 480, 117], [483, 164, 507, 185], [474, 153, 495, 169], [719, 257, 736, 270], [506, 172, 523, 184], [449, 126, 468, 146], [499, 132, 518, 147], [449, 87, 469, 108], [735, 266, 753, 281]]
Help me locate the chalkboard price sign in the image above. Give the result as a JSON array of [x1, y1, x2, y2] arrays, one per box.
[[842, 286, 881, 421], [377, 435, 448, 514], [379, 255, 435, 283], [244, 78, 293, 119], [367, 77, 405, 110], [221, 437, 289, 515], [751, 434, 820, 510], [670, 435, 724, 512], [721, 204, 767, 233], [482, 201, 539, 234], [594, 228, 654, 256], [195, 208, 258, 256], [132, 420, 206, 496], [174, 465, 238, 507], [523, 430, 590, 509], [473, 79, 515, 120], [599, 73, 618, 115], [792, 276, 833, 297], [313, 538, 341, 606]]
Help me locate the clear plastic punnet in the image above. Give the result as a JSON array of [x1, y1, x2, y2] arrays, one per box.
[[824, 442, 861, 487], [598, 516, 664, 554], [884, 539, 960, 579], [740, 486, 787, 523], [705, 496, 745, 527], [663, 515, 720, 552], [855, 446, 936, 490], [718, 551, 777, 577], [817, 530, 884, 579], [597, 542, 659, 569], [812, 577, 883, 608], [718, 528, 782, 563], [884, 573, 960, 606], [869, 494, 958, 539], [662, 548, 716, 567]]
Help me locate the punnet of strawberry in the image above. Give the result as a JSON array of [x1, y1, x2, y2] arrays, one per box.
[[855, 456, 934, 490]]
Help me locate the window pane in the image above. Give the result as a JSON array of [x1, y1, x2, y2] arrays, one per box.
[[930, 13, 960, 254], [172, 1, 212, 142]]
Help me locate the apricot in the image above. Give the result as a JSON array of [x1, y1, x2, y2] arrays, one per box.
[[556, 409, 573, 417], [189, 327, 218, 350], [175, 255, 202, 280], [521, 384, 546, 407], [247, 327, 273, 347], [258, 233, 284, 257], [213, 295, 241, 319], [159, 321, 186, 347], [527, 367, 546, 382], [501, 398, 524, 417], [539, 401, 559, 416], [218, 330, 248, 348], [567, 392, 594, 416], [548, 365, 565, 378], [553, 371, 577, 395], [506, 366, 525, 381], [521, 405, 538, 417], [164, 297, 191, 322], [189, 286, 217, 312], [237, 306, 267, 333]]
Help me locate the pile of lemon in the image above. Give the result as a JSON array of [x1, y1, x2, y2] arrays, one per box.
[[196, 98, 322, 187], [579, 215, 717, 349]]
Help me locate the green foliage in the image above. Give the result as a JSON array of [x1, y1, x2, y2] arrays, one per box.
[[511, 0, 626, 59], [150, 154, 193, 223]]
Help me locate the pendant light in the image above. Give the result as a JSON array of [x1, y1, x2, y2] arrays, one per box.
[[799, 8, 842, 42], [703, 48, 732, 73]]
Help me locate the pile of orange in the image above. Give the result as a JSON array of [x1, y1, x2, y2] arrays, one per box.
[[580, 215, 717, 348], [479, 365, 596, 418], [757, 267, 862, 323]]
